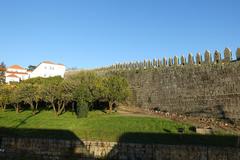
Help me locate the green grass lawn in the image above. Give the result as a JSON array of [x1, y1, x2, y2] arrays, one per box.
[[0, 110, 239, 146], [0, 110, 191, 140]]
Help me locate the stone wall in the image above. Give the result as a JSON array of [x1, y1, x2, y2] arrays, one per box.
[[0, 137, 240, 160], [119, 61, 240, 121], [0, 137, 92, 160], [104, 48, 240, 121]]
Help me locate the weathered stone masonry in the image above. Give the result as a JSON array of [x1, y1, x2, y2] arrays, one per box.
[[0, 137, 240, 160], [110, 48, 240, 120]]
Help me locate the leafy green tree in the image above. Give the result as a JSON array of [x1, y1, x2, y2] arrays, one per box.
[[0, 62, 6, 84], [0, 85, 11, 111], [102, 75, 130, 113], [55, 80, 74, 116], [27, 65, 37, 71], [21, 77, 46, 114], [42, 76, 64, 116], [18, 83, 40, 115], [73, 82, 92, 118], [67, 71, 103, 117], [9, 84, 24, 113]]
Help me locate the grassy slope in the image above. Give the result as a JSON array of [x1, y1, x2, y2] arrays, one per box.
[[0, 110, 238, 146], [0, 110, 190, 139]]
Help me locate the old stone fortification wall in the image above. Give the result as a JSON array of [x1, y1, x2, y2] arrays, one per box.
[[0, 137, 240, 160], [108, 48, 240, 120]]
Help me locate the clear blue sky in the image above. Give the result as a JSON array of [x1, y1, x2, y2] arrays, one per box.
[[0, 0, 239, 69]]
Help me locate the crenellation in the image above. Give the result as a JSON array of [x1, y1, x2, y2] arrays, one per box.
[[153, 59, 157, 68], [123, 62, 127, 69], [143, 59, 147, 69], [204, 50, 211, 64], [236, 48, 240, 60], [196, 52, 202, 64], [147, 59, 151, 68], [214, 50, 221, 64], [181, 56, 186, 65], [157, 59, 162, 67], [163, 57, 167, 66], [119, 63, 123, 69], [174, 56, 179, 65], [168, 57, 173, 66], [224, 48, 232, 62], [126, 62, 129, 69], [140, 61, 144, 69], [188, 53, 194, 65], [108, 48, 239, 70]]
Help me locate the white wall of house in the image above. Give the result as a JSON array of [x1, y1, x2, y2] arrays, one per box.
[[7, 68, 27, 73], [5, 76, 20, 83], [5, 66, 28, 83], [5, 73, 29, 80], [30, 62, 66, 78], [5, 62, 65, 83]]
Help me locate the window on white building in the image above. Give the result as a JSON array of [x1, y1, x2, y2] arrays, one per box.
[[49, 66, 55, 70]]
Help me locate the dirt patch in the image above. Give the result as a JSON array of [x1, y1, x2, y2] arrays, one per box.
[[117, 105, 240, 134]]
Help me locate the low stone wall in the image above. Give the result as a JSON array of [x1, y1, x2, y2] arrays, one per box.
[[0, 137, 92, 160], [0, 137, 240, 160]]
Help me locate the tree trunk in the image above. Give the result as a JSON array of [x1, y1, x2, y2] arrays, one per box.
[[0, 103, 3, 111], [35, 102, 38, 113], [15, 104, 19, 113], [51, 102, 57, 116], [109, 101, 113, 113], [57, 102, 65, 116], [57, 101, 61, 114], [3, 104, 6, 112], [30, 103, 35, 115]]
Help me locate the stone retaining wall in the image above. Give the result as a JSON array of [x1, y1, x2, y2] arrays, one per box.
[[0, 137, 239, 160]]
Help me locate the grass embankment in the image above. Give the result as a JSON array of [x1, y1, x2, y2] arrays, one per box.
[[0, 110, 238, 146]]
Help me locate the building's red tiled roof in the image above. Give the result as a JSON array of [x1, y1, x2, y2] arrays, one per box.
[[0, 68, 6, 71], [8, 65, 25, 70], [6, 74, 19, 78]]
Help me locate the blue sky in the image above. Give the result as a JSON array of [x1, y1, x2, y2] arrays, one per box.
[[0, 0, 239, 69]]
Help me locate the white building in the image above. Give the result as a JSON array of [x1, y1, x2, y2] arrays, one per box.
[[5, 61, 66, 83], [30, 61, 66, 78], [5, 65, 29, 83]]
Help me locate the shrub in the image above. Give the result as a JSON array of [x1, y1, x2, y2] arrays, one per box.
[[76, 101, 89, 118]]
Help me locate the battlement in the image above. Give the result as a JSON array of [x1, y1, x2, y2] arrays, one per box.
[[108, 48, 240, 70]]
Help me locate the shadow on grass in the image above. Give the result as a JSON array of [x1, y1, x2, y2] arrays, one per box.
[[15, 114, 35, 128], [0, 127, 94, 160]]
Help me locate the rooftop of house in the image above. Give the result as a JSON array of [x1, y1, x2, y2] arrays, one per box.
[[42, 61, 65, 66], [8, 65, 25, 70]]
